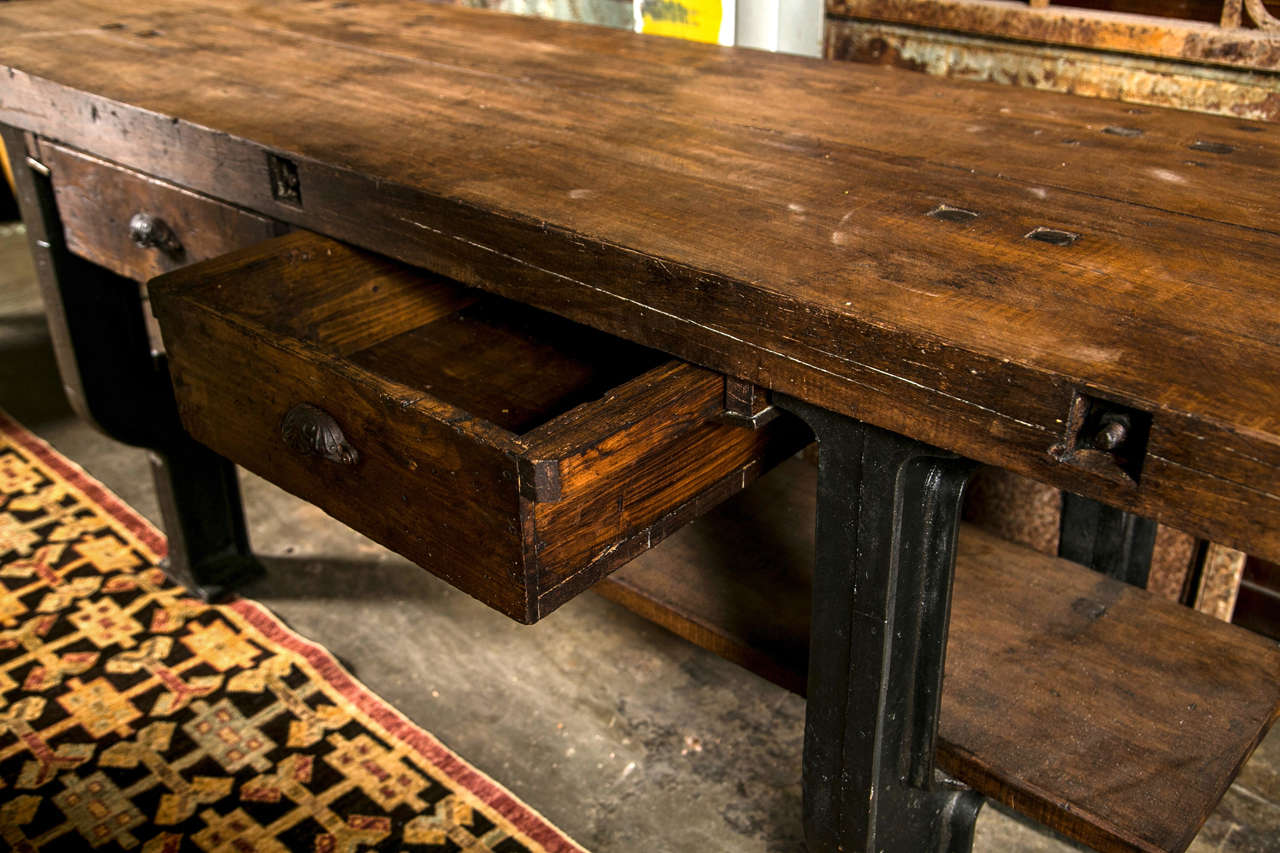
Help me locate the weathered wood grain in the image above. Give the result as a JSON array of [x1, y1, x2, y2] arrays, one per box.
[[2, 1, 1274, 559], [151, 232, 803, 621], [598, 457, 1280, 853]]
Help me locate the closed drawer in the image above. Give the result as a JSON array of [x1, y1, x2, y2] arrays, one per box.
[[151, 232, 807, 623], [42, 141, 279, 281]]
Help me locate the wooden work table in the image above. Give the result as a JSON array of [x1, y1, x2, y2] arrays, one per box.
[[2, 0, 1277, 560], [1, 2, 1277, 852]]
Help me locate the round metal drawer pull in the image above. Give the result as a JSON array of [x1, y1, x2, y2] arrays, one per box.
[[128, 212, 184, 254], [281, 403, 359, 465]]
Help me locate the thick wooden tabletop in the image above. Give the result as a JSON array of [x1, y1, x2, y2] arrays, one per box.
[[1, 0, 1277, 559]]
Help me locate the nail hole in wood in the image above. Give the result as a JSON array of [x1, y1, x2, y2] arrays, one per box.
[[267, 153, 302, 206], [1188, 140, 1235, 155], [927, 204, 979, 224], [1026, 227, 1079, 247], [1103, 126, 1143, 138]]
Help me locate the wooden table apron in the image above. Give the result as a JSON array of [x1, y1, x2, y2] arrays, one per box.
[[2, 3, 1277, 852]]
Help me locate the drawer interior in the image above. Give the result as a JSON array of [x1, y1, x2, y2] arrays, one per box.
[[179, 240, 668, 438], [347, 298, 666, 435]]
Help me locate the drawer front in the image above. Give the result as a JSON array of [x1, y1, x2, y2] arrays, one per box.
[[151, 233, 807, 623], [42, 142, 278, 281]]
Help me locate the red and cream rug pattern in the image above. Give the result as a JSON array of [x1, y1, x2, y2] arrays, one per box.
[[0, 409, 587, 852]]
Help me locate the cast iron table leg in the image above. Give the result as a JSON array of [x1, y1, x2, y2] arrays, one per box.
[[149, 443, 257, 600], [777, 395, 983, 853], [1058, 492, 1156, 586], [3, 125, 261, 599]]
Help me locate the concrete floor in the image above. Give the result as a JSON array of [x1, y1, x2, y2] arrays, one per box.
[[1, 222, 1277, 852]]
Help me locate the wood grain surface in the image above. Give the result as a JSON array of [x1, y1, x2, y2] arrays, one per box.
[[1, 0, 1276, 560], [599, 458, 1280, 853]]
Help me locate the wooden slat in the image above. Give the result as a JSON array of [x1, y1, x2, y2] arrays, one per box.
[[1, 1, 1277, 561], [598, 458, 1280, 853]]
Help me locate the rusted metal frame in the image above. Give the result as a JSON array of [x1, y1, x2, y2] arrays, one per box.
[[1224, 0, 1245, 28], [825, 18, 1280, 121], [825, 0, 1280, 70], [1246, 0, 1280, 29], [0, 124, 261, 600]]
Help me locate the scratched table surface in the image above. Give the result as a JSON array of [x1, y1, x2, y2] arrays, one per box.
[[1, 0, 1277, 559]]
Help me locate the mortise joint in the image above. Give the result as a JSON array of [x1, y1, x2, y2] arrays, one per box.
[[1052, 391, 1152, 486], [267, 152, 302, 206], [717, 376, 779, 429]]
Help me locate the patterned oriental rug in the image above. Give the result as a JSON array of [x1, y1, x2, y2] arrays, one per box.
[[0, 410, 588, 853]]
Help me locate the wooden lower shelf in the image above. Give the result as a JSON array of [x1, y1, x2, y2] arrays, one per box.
[[596, 458, 1280, 853]]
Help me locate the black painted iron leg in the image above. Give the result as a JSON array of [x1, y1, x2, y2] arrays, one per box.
[[3, 124, 261, 598], [776, 395, 983, 853], [1058, 492, 1156, 586], [150, 441, 260, 600]]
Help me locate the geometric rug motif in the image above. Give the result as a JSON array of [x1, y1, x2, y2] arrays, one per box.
[[0, 409, 588, 852]]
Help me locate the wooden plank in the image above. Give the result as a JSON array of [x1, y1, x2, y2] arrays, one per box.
[[178, 0, 1280, 224], [1, 2, 1277, 561], [598, 457, 1280, 853]]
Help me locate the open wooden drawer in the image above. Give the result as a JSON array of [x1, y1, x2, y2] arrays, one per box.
[[149, 232, 807, 622]]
